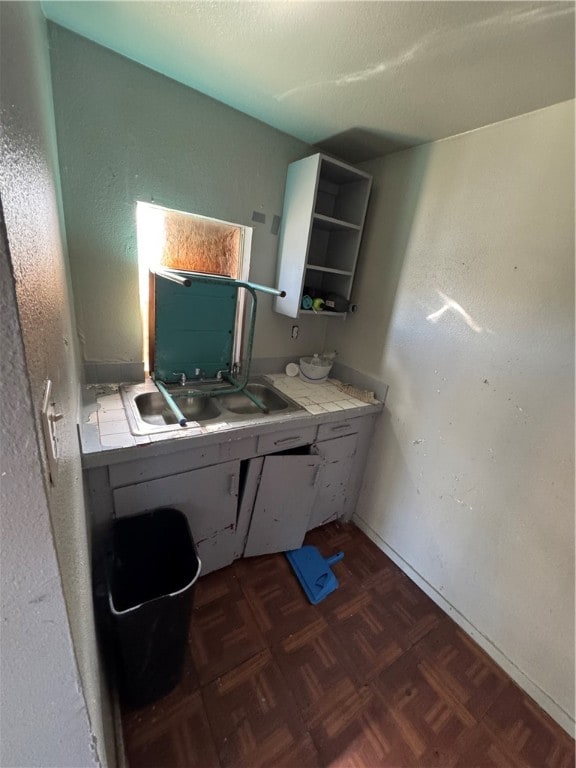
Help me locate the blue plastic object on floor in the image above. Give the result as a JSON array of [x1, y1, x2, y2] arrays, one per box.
[[285, 545, 344, 605]]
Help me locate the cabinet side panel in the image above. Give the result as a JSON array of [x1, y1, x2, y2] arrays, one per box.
[[85, 466, 114, 603], [340, 415, 376, 521], [274, 155, 320, 317]]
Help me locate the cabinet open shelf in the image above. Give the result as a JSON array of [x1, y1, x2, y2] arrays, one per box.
[[306, 265, 353, 277], [274, 153, 372, 318], [307, 226, 360, 273], [313, 213, 361, 231], [299, 310, 347, 317]]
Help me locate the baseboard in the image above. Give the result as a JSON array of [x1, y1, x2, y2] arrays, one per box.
[[353, 514, 576, 738]]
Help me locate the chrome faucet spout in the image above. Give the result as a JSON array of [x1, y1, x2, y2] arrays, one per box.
[[172, 372, 187, 386]]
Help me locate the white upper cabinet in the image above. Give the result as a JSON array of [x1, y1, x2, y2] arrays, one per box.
[[274, 153, 372, 318]]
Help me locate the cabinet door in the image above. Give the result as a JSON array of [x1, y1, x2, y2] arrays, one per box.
[[113, 461, 240, 576], [309, 433, 358, 530], [234, 457, 264, 559], [244, 454, 321, 557], [274, 155, 319, 318]]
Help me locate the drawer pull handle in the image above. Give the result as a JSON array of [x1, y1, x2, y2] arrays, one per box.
[[275, 436, 300, 446], [332, 424, 351, 432], [229, 473, 239, 497]]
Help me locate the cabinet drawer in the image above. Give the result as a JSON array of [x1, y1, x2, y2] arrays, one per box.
[[108, 436, 257, 488], [257, 425, 317, 454], [317, 419, 358, 441]]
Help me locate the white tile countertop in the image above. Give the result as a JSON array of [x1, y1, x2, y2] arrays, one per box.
[[265, 374, 379, 414], [79, 374, 382, 465]]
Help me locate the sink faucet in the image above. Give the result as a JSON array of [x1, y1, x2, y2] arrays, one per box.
[[194, 368, 206, 381], [172, 372, 187, 386]]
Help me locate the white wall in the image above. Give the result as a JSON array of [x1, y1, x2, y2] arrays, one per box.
[[47, 25, 326, 378], [0, 3, 110, 764], [0, 241, 97, 768], [327, 100, 575, 733]]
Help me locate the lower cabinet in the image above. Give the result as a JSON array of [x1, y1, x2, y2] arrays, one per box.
[[101, 413, 376, 578], [241, 431, 359, 556], [113, 460, 240, 576], [243, 452, 322, 557]]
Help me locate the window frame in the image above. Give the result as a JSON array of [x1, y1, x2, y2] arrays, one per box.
[[136, 201, 252, 376]]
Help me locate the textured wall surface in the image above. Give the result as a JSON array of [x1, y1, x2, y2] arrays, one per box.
[[326, 100, 575, 733], [0, 3, 108, 764], [0, 225, 98, 768], [48, 25, 327, 376], [40, 1, 576, 162]]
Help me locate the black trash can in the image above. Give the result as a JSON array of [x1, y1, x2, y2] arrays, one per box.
[[108, 508, 201, 709]]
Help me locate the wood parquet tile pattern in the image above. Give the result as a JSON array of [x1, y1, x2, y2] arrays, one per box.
[[121, 522, 574, 768]]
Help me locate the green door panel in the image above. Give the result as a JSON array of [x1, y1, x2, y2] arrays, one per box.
[[154, 275, 237, 382]]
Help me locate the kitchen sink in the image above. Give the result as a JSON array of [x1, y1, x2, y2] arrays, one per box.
[[135, 392, 221, 426], [120, 377, 304, 435], [216, 384, 290, 414]]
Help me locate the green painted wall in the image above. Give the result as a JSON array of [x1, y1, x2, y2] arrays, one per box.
[[48, 24, 328, 378]]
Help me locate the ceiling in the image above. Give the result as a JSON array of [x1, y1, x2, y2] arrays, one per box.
[[42, 1, 575, 162]]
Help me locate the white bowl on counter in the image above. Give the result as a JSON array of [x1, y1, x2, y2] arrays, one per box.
[[299, 355, 333, 383]]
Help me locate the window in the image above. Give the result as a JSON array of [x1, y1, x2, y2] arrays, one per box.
[[136, 202, 252, 373]]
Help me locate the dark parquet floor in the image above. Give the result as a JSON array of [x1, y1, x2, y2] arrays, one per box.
[[121, 522, 575, 768]]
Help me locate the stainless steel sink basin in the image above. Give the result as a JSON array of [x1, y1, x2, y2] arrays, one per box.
[[135, 392, 221, 426], [216, 384, 290, 414], [120, 377, 303, 435]]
